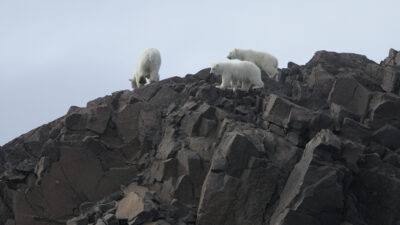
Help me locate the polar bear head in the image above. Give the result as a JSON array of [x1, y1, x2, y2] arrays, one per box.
[[210, 62, 223, 75], [227, 48, 238, 59], [129, 78, 137, 89]]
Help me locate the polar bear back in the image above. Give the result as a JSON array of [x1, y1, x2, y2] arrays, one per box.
[[215, 61, 263, 88], [231, 48, 278, 78], [220, 61, 260, 80], [135, 48, 161, 75]]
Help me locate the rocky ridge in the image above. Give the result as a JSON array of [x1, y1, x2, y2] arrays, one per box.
[[1, 49, 400, 225]]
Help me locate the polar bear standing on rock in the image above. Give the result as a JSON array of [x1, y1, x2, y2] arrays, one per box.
[[210, 61, 263, 92], [129, 48, 161, 89], [227, 48, 278, 79]]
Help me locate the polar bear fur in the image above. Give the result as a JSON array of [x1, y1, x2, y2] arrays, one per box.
[[210, 61, 263, 92], [129, 48, 161, 89], [227, 48, 278, 79]]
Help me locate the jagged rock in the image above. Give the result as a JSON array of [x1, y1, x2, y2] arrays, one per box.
[[372, 124, 400, 150], [115, 191, 158, 224], [264, 94, 314, 132], [353, 160, 400, 225], [102, 214, 118, 225], [65, 104, 112, 134], [0, 197, 12, 224], [382, 48, 400, 66], [270, 130, 346, 225], [263, 94, 293, 127], [330, 103, 360, 126], [369, 98, 400, 129], [341, 117, 371, 142], [34, 156, 51, 184], [342, 140, 365, 173], [143, 220, 171, 225], [149, 86, 178, 109], [87, 105, 112, 134], [197, 132, 282, 225], [304, 64, 336, 108], [328, 78, 371, 119], [381, 67, 400, 93], [2, 49, 400, 225], [115, 102, 161, 143], [66, 215, 89, 225], [5, 219, 16, 225]]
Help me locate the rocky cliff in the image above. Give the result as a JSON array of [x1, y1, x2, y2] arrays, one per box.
[[1, 49, 400, 225]]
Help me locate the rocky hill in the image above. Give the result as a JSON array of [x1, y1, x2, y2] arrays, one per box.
[[1, 49, 400, 225]]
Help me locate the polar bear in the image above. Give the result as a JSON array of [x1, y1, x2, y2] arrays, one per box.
[[129, 48, 161, 89], [230, 78, 242, 91], [227, 48, 278, 79], [210, 61, 264, 92]]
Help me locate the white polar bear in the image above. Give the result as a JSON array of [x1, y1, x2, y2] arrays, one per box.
[[129, 48, 161, 89], [230, 78, 242, 91], [227, 48, 278, 79], [210, 61, 264, 92]]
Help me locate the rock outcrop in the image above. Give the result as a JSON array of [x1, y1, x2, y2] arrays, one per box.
[[1, 49, 400, 225]]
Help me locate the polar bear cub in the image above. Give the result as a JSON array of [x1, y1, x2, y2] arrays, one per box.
[[227, 48, 278, 79], [129, 48, 161, 89], [210, 61, 264, 92]]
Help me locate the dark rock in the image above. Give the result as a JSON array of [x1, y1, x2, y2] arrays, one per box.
[[4, 219, 16, 225], [143, 220, 171, 225], [328, 78, 371, 119], [369, 98, 400, 129], [0, 196, 11, 224], [330, 103, 360, 126], [115, 191, 158, 224], [87, 105, 111, 134], [2, 49, 400, 225], [197, 132, 282, 225], [353, 162, 400, 225], [341, 117, 371, 142], [270, 130, 345, 225], [382, 48, 400, 66], [381, 67, 400, 93], [372, 124, 400, 150], [102, 214, 118, 225], [65, 107, 88, 131], [149, 86, 178, 109], [305, 64, 336, 108], [79, 201, 95, 215], [115, 102, 161, 143], [66, 215, 89, 225]]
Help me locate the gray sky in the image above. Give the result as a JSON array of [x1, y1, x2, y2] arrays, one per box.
[[1, 0, 399, 145]]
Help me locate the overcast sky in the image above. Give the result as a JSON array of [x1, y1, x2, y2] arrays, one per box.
[[1, 0, 399, 145]]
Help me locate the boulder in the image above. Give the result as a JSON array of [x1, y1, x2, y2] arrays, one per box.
[[115, 191, 159, 224], [66, 215, 88, 225], [197, 132, 281, 225], [372, 124, 400, 150], [382, 48, 400, 66], [381, 67, 400, 93], [328, 78, 371, 119], [270, 130, 346, 225], [370, 99, 400, 129]]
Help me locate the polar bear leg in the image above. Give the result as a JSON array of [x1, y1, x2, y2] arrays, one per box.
[[231, 79, 240, 91], [240, 81, 252, 92], [216, 73, 232, 90], [149, 71, 159, 83]]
